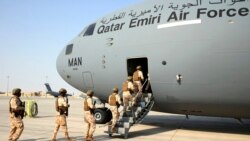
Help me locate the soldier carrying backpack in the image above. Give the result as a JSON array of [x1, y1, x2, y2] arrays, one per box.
[[122, 76, 134, 112]]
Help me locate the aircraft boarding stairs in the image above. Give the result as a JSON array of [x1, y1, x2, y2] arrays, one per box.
[[107, 92, 154, 139]]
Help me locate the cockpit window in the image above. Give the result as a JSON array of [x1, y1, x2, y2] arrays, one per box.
[[65, 44, 73, 55], [83, 23, 96, 36]]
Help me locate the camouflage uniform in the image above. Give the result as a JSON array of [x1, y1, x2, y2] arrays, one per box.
[[132, 66, 145, 106], [84, 90, 96, 141], [122, 77, 134, 112], [108, 88, 122, 132], [9, 88, 24, 141], [51, 88, 73, 141], [133, 66, 144, 92]]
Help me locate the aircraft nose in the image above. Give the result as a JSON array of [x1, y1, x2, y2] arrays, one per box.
[[56, 44, 74, 80], [56, 49, 64, 79]]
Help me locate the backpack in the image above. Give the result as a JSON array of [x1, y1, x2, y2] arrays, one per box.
[[109, 93, 117, 106], [84, 98, 90, 111], [133, 70, 140, 81], [122, 81, 129, 91]]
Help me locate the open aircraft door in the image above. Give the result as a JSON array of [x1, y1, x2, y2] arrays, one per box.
[[127, 57, 152, 93]]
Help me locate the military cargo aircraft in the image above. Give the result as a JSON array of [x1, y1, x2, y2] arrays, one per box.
[[56, 0, 250, 125]]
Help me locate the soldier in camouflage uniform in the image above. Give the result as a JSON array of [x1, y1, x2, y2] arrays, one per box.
[[133, 65, 144, 92], [108, 87, 122, 132], [122, 76, 134, 112], [51, 88, 73, 141], [9, 88, 25, 141], [83, 90, 96, 141], [132, 65, 145, 106]]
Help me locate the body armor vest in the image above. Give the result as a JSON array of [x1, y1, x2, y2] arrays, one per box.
[[9, 96, 25, 118], [56, 97, 69, 116], [109, 94, 117, 106], [9, 97, 22, 113], [122, 81, 129, 91], [133, 70, 140, 81], [9, 97, 14, 113], [84, 98, 90, 111]]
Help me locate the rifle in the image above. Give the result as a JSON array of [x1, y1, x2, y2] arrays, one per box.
[[19, 101, 26, 119], [65, 96, 69, 116], [89, 101, 96, 115], [57, 96, 69, 116], [9, 97, 26, 119], [59, 96, 69, 116], [116, 101, 120, 108], [58, 106, 68, 116], [11, 101, 25, 119]]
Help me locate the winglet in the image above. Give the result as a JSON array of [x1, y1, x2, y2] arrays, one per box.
[[44, 83, 52, 92]]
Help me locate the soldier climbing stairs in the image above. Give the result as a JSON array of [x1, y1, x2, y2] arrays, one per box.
[[107, 92, 154, 139]]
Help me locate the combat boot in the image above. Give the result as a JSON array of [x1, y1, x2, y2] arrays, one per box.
[[84, 134, 89, 141], [11, 138, 18, 141], [86, 135, 94, 141], [66, 137, 73, 141], [51, 132, 57, 141], [65, 132, 73, 141], [86, 137, 94, 141]]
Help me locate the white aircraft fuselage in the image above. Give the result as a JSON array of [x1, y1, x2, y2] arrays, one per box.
[[57, 0, 250, 119]]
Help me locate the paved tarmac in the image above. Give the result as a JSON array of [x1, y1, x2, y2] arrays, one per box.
[[1, 96, 250, 141]]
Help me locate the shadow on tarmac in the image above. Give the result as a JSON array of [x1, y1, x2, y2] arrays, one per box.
[[140, 114, 250, 136], [20, 138, 46, 141]]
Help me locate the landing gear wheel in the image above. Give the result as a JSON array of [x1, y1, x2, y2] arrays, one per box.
[[106, 109, 112, 122], [94, 109, 107, 124]]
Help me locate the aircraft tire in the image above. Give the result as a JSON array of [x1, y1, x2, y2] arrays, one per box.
[[94, 108, 107, 124], [31, 102, 38, 117], [105, 109, 112, 123], [25, 100, 38, 117]]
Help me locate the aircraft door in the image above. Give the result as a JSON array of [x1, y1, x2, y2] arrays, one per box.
[[127, 58, 152, 93], [82, 71, 94, 91]]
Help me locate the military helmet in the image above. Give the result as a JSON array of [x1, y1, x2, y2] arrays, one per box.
[[127, 76, 133, 81], [59, 88, 67, 94], [136, 65, 142, 70], [12, 88, 21, 95], [112, 87, 119, 93], [86, 90, 94, 96]]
